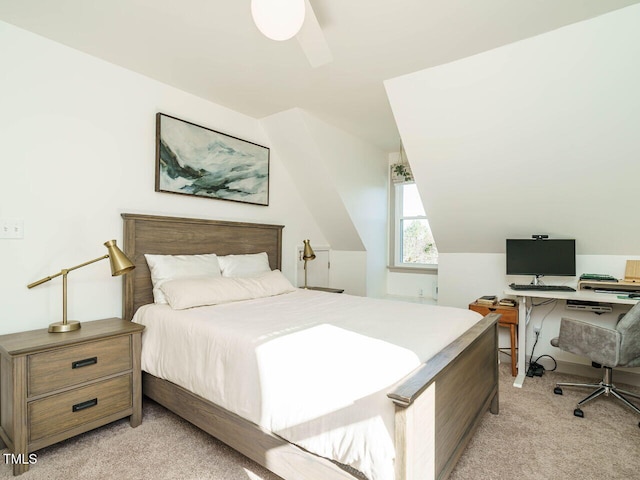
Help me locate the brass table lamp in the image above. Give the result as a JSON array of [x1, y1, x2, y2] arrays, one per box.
[[27, 240, 135, 333], [302, 239, 316, 289]]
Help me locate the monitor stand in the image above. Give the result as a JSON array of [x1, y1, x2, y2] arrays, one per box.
[[531, 275, 543, 285]]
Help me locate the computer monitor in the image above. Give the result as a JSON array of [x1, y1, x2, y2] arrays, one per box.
[[506, 238, 576, 279]]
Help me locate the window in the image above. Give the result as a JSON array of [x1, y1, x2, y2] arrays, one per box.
[[392, 183, 438, 268]]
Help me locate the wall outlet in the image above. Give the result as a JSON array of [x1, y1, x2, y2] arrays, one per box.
[[533, 325, 541, 334], [0, 219, 24, 239]]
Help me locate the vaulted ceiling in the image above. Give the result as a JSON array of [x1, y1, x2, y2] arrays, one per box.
[[386, 4, 640, 255], [1, 0, 638, 153]]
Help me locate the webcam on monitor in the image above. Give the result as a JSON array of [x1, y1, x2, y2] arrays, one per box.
[[532, 234, 549, 240]]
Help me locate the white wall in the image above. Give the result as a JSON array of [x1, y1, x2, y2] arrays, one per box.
[[0, 21, 330, 334], [386, 271, 438, 300], [329, 251, 368, 297]]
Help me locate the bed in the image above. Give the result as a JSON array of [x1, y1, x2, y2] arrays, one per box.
[[121, 213, 499, 480]]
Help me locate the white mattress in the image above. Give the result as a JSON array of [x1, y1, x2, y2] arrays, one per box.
[[133, 289, 482, 480]]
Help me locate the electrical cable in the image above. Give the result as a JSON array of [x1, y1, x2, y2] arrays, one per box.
[[526, 299, 558, 376], [532, 298, 556, 306], [528, 300, 556, 361], [534, 298, 557, 332], [532, 354, 558, 372]]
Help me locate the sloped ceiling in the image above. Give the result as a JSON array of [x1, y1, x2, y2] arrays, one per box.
[[3, 1, 640, 262], [261, 108, 388, 253], [1, 0, 640, 152], [386, 5, 640, 255], [261, 108, 389, 295], [261, 109, 365, 251]]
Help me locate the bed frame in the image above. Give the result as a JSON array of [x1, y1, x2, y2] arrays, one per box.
[[122, 213, 499, 480]]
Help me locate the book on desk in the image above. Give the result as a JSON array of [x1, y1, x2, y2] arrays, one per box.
[[476, 295, 497, 305]]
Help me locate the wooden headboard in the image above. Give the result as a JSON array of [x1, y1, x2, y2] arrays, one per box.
[[121, 213, 284, 320]]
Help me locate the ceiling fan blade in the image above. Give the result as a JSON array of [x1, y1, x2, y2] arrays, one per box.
[[297, 0, 332, 67]]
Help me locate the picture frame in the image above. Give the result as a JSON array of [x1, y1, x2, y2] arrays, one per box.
[[155, 113, 270, 206]]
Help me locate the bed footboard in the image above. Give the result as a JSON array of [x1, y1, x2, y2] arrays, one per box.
[[143, 373, 356, 480], [388, 313, 500, 480]]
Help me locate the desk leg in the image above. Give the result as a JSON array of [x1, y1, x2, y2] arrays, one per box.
[[509, 324, 517, 377], [513, 297, 527, 388]]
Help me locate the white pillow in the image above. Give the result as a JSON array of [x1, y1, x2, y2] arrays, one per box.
[[145, 253, 221, 304], [218, 252, 271, 277], [160, 269, 296, 310]]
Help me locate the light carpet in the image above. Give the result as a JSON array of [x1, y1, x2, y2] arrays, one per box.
[[2, 364, 639, 479]]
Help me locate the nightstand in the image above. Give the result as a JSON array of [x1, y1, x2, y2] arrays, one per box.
[[306, 286, 345, 294], [0, 318, 144, 475], [469, 302, 519, 376]]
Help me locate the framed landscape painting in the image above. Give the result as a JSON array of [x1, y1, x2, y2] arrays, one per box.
[[155, 113, 270, 206]]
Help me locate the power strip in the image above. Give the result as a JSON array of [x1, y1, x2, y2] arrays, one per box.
[[566, 300, 612, 314], [526, 362, 545, 377]]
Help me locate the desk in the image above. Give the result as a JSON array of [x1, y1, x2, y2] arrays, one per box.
[[504, 287, 638, 389]]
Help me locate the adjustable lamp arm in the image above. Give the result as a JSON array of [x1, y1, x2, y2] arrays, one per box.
[[27, 255, 108, 289], [26, 239, 134, 333]]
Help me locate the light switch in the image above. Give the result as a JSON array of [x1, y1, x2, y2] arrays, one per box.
[[0, 219, 24, 239]]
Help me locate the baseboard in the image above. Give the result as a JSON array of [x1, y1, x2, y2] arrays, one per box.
[[547, 359, 640, 387]]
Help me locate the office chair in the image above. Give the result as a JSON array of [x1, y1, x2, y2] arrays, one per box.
[[550, 301, 640, 426]]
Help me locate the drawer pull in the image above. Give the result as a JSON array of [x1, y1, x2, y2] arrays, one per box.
[[72, 357, 97, 369], [488, 307, 497, 311], [72, 398, 98, 412]]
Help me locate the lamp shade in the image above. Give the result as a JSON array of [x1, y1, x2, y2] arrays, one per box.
[[104, 240, 135, 276], [251, 0, 305, 41], [303, 239, 316, 261]]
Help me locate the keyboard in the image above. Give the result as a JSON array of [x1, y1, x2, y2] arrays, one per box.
[[509, 283, 576, 292], [579, 274, 617, 282]]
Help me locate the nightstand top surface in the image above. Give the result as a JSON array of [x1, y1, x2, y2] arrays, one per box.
[[306, 286, 345, 293], [0, 318, 144, 356]]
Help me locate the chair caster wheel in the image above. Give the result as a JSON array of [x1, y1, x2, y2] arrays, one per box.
[[574, 408, 584, 418], [554, 387, 563, 395]]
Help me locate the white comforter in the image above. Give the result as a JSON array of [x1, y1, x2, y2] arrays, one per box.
[[133, 289, 481, 480]]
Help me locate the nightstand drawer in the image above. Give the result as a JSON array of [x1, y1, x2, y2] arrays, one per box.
[[28, 336, 132, 396], [469, 304, 518, 324], [28, 374, 132, 442]]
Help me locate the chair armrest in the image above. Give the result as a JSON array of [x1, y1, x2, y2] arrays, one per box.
[[557, 317, 620, 367]]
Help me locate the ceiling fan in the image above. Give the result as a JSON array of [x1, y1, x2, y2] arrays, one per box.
[[251, 0, 333, 67]]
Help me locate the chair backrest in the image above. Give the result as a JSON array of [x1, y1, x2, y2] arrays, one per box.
[[616, 301, 640, 367]]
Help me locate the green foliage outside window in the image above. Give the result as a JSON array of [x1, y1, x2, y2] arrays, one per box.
[[402, 219, 438, 264]]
